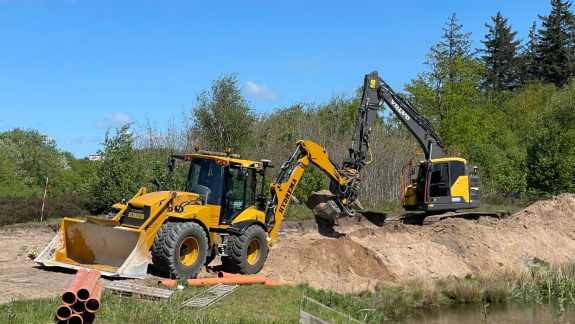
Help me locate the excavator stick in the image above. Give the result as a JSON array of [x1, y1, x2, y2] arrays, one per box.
[[34, 217, 149, 279]]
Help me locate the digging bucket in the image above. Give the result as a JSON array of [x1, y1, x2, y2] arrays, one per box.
[[34, 217, 149, 279]]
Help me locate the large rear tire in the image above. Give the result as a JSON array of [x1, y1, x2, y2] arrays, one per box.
[[221, 225, 269, 274], [151, 222, 208, 279]]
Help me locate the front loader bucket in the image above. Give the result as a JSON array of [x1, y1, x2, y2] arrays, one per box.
[[34, 218, 149, 279]]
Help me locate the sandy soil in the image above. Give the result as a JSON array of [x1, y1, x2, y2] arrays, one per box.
[[2, 194, 575, 303]]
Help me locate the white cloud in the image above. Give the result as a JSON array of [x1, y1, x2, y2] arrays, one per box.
[[106, 112, 132, 125], [88, 136, 101, 143], [72, 136, 84, 144], [93, 121, 107, 129], [283, 59, 321, 72], [245, 81, 280, 101]]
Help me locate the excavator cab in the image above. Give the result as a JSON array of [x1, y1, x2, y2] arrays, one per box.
[[402, 155, 480, 212]]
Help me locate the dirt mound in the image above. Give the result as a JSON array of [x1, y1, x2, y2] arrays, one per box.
[[298, 237, 394, 280], [3, 194, 575, 302]]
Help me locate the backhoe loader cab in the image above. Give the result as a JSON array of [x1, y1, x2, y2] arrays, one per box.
[[402, 155, 480, 212], [35, 149, 276, 279]]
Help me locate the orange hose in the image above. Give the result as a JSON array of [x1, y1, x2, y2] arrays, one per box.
[[85, 282, 102, 313], [56, 303, 73, 321], [62, 269, 89, 306], [217, 271, 243, 278], [187, 276, 267, 286], [264, 280, 284, 286], [68, 313, 83, 324], [158, 280, 177, 287], [77, 270, 101, 302]]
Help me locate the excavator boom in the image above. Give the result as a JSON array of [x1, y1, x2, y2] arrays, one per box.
[[264, 140, 361, 243]]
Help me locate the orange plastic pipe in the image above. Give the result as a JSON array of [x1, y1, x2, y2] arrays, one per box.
[[77, 270, 101, 302], [72, 301, 85, 314], [68, 313, 83, 324], [158, 279, 177, 287], [187, 276, 267, 286], [264, 280, 284, 286], [85, 282, 102, 313], [82, 311, 96, 324], [56, 303, 73, 321], [62, 269, 89, 306], [217, 271, 243, 278]]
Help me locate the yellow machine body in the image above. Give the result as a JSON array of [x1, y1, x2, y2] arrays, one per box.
[[35, 153, 267, 279]]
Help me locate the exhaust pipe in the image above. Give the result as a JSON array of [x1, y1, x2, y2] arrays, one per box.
[[62, 269, 89, 306]]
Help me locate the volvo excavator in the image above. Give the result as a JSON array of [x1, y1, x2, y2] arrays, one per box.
[[35, 142, 360, 279], [346, 71, 480, 212]]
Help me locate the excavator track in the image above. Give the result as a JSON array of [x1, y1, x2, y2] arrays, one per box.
[[379, 211, 511, 226]]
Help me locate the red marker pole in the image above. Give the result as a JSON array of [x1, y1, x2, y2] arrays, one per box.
[[41, 177, 49, 222]]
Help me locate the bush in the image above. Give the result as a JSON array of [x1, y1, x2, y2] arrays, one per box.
[[0, 194, 89, 226]]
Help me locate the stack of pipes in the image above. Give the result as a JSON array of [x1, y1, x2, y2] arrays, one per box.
[[55, 269, 103, 324]]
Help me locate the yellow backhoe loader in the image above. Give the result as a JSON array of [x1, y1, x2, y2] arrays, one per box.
[[35, 142, 361, 279]]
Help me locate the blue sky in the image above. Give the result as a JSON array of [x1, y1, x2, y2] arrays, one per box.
[[0, 0, 550, 158]]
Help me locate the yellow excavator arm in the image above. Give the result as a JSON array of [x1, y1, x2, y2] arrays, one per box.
[[265, 140, 361, 243]]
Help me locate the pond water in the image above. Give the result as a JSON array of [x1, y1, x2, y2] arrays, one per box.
[[404, 300, 575, 324]]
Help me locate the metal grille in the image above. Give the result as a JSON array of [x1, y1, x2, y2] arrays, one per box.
[[105, 282, 174, 301], [181, 284, 238, 309]]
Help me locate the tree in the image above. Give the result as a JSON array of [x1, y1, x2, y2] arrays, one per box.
[[521, 21, 542, 83], [405, 13, 483, 148], [89, 124, 144, 212], [537, 0, 575, 86], [191, 72, 257, 154], [479, 12, 523, 92], [439, 12, 472, 60], [526, 79, 575, 194]]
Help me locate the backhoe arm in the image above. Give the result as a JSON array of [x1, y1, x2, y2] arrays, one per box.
[[265, 140, 360, 243], [346, 71, 444, 168]]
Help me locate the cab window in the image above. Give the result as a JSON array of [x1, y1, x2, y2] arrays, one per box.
[[429, 162, 450, 197], [221, 167, 255, 223], [450, 161, 466, 185], [186, 159, 224, 205]]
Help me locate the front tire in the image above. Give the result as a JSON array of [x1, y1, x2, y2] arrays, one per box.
[[222, 225, 269, 274], [151, 222, 208, 279]]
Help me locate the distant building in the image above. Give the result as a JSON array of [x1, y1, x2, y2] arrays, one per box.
[[89, 155, 102, 161]]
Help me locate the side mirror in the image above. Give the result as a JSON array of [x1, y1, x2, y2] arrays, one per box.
[[237, 167, 249, 181], [168, 158, 176, 172]]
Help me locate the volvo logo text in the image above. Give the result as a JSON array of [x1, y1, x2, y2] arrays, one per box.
[[391, 99, 411, 120]]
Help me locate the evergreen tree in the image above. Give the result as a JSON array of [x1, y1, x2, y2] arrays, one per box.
[[479, 12, 522, 92], [521, 21, 541, 83], [537, 0, 575, 86], [439, 12, 472, 59], [406, 13, 483, 149]]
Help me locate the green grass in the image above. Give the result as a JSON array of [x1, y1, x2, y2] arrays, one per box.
[[1, 285, 302, 324], [1, 216, 86, 228], [4, 263, 575, 324]]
